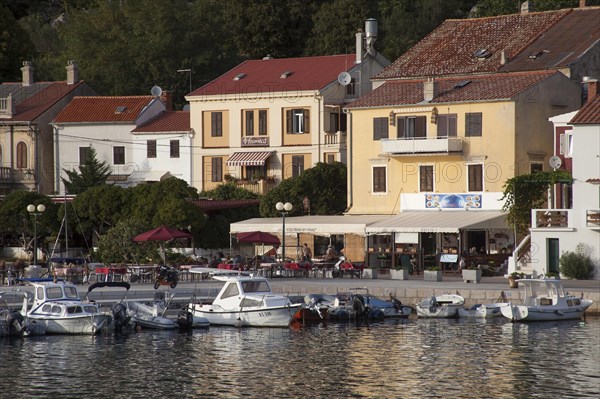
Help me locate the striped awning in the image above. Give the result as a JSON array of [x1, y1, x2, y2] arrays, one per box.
[[226, 151, 274, 166]]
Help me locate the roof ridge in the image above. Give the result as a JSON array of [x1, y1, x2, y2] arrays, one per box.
[[443, 8, 571, 23]]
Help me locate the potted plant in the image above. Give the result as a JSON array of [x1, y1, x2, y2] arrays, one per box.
[[390, 266, 409, 280], [508, 272, 524, 288], [424, 266, 442, 281], [462, 266, 482, 283]]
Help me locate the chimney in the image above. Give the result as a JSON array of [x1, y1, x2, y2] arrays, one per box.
[[160, 90, 173, 111], [66, 60, 78, 85], [500, 50, 507, 65], [355, 29, 363, 64], [580, 0, 586, 7], [364, 18, 378, 56], [521, 1, 534, 14], [424, 78, 437, 102], [583, 77, 598, 102], [21, 61, 34, 86]]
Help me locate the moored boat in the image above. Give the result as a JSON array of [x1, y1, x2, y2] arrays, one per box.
[[458, 303, 509, 319], [0, 291, 46, 337], [416, 294, 465, 318], [128, 291, 178, 330], [501, 278, 593, 322]]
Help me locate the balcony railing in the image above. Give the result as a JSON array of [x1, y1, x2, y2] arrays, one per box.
[[236, 179, 277, 195], [0, 167, 35, 183], [532, 209, 570, 228], [324, 131, 346, 146], [381, 137, 463, 155], [586, 210, 600, 229]]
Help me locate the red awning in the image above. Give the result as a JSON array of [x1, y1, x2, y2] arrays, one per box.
[[226, 151, 273, 166]]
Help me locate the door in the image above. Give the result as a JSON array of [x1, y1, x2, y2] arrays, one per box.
[[547, 238, 560, 274]]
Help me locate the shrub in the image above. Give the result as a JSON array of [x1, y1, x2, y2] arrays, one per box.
[[560, 243, 595, 280]]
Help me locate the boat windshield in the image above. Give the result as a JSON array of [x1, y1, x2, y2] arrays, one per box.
[[64, 286, 80, 299], [241, 281, 271, 293]]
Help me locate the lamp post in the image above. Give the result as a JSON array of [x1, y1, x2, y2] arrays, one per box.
[[275, 202, 293, 264], [27, 204, 46, 265]]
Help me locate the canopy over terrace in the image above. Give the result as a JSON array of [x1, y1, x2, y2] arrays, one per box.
[[231, 215, 387, 235]]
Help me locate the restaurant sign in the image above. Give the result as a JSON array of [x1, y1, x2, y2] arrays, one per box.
[[242, 136, 269, 147], [424, 193, 482, 209]]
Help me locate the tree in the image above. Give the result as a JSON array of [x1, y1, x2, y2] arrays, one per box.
[[62, 146, 111, 194], [0, 5, 36, 82], [94, 218, 155, 264], [260, 162, 347, 217], [501, 170, 572, 235]]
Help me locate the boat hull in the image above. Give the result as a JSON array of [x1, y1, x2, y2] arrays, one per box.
[[416, 304, 461, 318], [28, 314, 111, 335], [191, 304, 301, 327], [458, 303, 509, 319], [501, 300, 593, 322], [132, 315, 177, 330]]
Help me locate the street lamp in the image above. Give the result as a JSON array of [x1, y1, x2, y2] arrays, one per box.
[[27, 204, 46, 266], [275, 202, 293, 264]]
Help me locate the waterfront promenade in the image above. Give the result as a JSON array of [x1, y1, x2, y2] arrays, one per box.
[[2, 274, 599, 315]]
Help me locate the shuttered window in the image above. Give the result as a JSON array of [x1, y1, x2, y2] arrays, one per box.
[[245, 110, 254, 136], [420, 165, 434, 192], [373, 166, 386, 193], [170, 140, 180, 158], [286, 109, 310, 134], [147, 140, 157, 158], [258, 110, 267, 135], [466, 112, 482, 137], [437, 114, 457, 137], [397, 116, 426, 138], [211, 157, 223, 182], [16, 142, 28, 168], [113, 146, 125, 165], [292, 155, 304, 178], [373, 117, 389, 140], [211, 112, 223, 137], [468, 164, 483, 191]]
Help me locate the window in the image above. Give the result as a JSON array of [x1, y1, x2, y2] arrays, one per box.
[[373, 117, 389, 140], [468, 164, 483, 191], [559, 132, 573, 158], [346, 78, 356, 96], [286, 109, 309, 134], [530, 163, 543, 174], [79, 147, 90, 165], [329, 113, 339, 133], [147, 140, 157, 158], [292, 155, 304, 178], [211, 112, 223, 137], [372, 166, 387, 193], [325, 153, 335, 163], [16, 141, 27, 168], [259, 110, 267, 135], [420, 165, 434, 192], [245, 110, 254, 136], [170, 140, 180, 158], [113, 146, 125, 165], [437, 114, 457, 137], [211, 157, 222, 182], [465, 112, 482, 137], [397, 116, 426, 138]]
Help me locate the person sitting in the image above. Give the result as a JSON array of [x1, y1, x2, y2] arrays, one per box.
[[325, 245, 337, 261], [301, 243, 312, 262]]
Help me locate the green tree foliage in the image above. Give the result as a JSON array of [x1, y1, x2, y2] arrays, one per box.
[[62, 146, 111, 194], [560, 243, 595, 280], [501, 170, 572, 235], [0, 5, 36, 81], [94, 217, 155, 264], [260, 162, 347, 217]]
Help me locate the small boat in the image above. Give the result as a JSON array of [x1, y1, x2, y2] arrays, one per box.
[[187, 274, 301, 327], [85, 281, 132, 333], [23, 278, 111, 335], [458, 303, 509, 319], [326, 290, 385, 322], [0, 291, 46, 337], [290, 294, 330, 324], [416, 294, 465, 318], [501, 278, 593, 322], [372, 294, 413, 318], [128, 291, 178, 330], [177, 295, 210, 329]]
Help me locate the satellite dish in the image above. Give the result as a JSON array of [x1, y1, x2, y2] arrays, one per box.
[[337, 72, 351, 86], [151, 85, 163, 97], [182, 104, 190, 111], [549, 155, 562, 170]]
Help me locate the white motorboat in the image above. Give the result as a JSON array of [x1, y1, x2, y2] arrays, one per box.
[[187, 274, 301, 327], [501, 279, 593, 322], [23, 278, 111, 335], [416, 294, 465, 318], [0, 291, 46, 337], [85, 281, 133, 333], [458, 303, 509, 319], [128, 291, 178, 330]]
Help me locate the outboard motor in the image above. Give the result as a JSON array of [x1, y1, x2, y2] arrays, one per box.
[[113, 302, 131, 333], [177, 309, 194, 330], [6, 311, 25, 336]]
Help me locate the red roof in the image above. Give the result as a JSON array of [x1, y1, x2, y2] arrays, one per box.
[[190, 199, 260, 213], [347, 71, 558, 108], [375, 9, 578, 80], [1, 81, 85, 122], [570, 95, 600, 124], [54, 96, 156, 123], [132, 111, 190, 133], [191, 54, 356, 96]]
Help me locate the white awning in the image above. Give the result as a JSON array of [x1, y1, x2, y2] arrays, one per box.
[[365, 211, 509, 234], [230, 215, 388, 236], [226, 151, 274, 166]]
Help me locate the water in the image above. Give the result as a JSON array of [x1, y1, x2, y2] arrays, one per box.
[[1, 318, 599, 399]]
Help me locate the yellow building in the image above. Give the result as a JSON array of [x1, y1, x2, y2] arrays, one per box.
[[345, 71, 581, 269]]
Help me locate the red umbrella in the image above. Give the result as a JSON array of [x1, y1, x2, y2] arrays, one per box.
[[133, 226, 191, 264], [236, 231, 280, 246], [133, 226, 191, 242]]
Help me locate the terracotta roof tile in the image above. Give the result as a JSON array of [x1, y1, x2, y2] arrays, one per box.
[[375, 9, 571, 80], [132, 111, 190, 133], [0, 81, 85, 122], [570, 95, 600, 124], [346, 71, 557, 108], [191, 199, 260, 213], [54, 96, 156, 123], [191, 54, 356, 97]]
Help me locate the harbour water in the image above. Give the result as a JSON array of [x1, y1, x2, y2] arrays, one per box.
[[1, 317, 599, 399]]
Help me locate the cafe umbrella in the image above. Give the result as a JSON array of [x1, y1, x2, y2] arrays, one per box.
[[133, 226, 191, 265], [235, 231, 281, 265]]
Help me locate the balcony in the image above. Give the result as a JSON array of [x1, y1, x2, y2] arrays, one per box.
[[532, 209, 571, 228], [0, 167, 35, 183], [235, 179, 277, 195], [381, 137, 463, 155], [324, 131, 346, 146], [586, 210, 600, 229]]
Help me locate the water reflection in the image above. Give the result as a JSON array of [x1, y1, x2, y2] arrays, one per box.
[[1, 318, 598, 399]]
